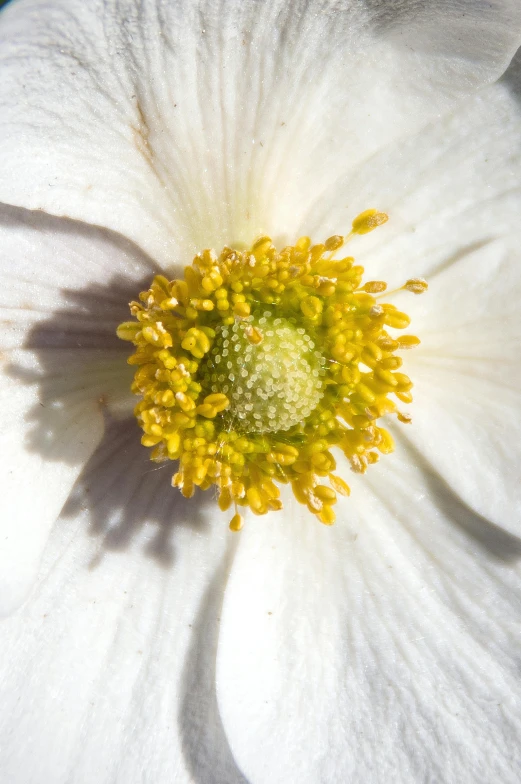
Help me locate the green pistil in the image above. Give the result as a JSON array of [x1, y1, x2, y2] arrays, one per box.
[[200, 312, 325, 433]]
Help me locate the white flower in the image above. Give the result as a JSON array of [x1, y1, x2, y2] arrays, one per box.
[[1, 1, 521, 782]]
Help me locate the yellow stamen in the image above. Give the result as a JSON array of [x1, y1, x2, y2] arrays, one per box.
[[118, 210, 424, 529]]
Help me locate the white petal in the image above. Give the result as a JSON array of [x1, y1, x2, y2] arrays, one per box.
[[0, 417, 244, 784], [216, 450, 521, 784], [399, 368, 521, 538], [0, 206, 157, 613], [1, 1, 520, 265], [303, 49, 521, 279], [392, 224, 521, 536]]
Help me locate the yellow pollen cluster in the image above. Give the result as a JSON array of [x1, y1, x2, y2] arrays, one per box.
[[117, 210, 426, 530]]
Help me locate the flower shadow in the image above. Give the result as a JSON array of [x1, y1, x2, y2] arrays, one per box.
[[5, 272, 138, 463], [2, 208, 211, 565], [10, 267, 213, 563], [397, 435, 521, 563], [60, 413, 212, 569], [179, 543, 250, 784], [503, 41, 521, 103]]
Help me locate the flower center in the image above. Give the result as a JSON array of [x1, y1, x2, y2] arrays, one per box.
[[199, 313, 325, 433], [117, 209, 427, 531]]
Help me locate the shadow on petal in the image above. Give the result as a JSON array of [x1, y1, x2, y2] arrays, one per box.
[[178, 542, 249, 784], [61, 414, 212, 569], [2, 207, 163, 468], [396, 435, 521, 562], [4, 221, 211, 563], [502, 42, 521, 104], [427, 237, 496, 279]]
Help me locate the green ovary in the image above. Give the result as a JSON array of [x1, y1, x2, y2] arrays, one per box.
[[200, 311, 326, 433]]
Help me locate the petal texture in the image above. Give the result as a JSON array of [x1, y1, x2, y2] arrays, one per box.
[[0, 206, 157, 612], [216, 449, 521, 784], [401, 237, 521, 537], [0, 417, 245, 784], [1, 0, 521, 265], [303, 51, 521, 277]]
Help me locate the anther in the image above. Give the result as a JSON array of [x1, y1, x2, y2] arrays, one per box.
[[351, 209, 389, 235], [404, 278, 428, 294]]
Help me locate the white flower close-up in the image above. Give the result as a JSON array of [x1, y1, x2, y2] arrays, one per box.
[[1, 0, 521, 782]]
